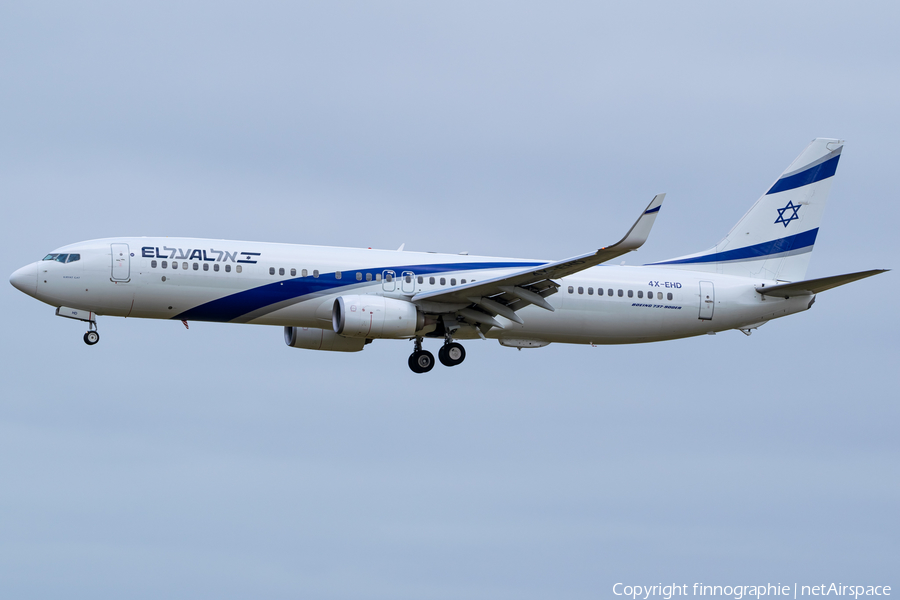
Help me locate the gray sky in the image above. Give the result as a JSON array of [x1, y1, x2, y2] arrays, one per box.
[[1, 2, 897, 598]]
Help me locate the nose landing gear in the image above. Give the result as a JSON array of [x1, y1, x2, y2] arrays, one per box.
[[83, 321, 99, 346]]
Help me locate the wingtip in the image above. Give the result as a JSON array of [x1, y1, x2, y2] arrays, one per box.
[[643, 193, 666, 213]]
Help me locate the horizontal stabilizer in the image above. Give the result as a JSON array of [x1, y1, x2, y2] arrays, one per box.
[[756, 269, 888, 298]]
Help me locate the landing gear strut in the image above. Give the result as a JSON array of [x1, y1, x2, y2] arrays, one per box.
[[408, 337, 435, 373], [83, 321, 99, 346]]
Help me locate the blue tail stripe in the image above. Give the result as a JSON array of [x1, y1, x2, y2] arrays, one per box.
[[651, 228, 819, 266], [766, 155, 840, 195], [174, 260, 544, 323]]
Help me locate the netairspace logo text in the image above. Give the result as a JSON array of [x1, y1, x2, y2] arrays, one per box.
[[613, 583, 891, 600]]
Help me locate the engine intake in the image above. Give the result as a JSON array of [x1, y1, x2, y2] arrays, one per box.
[[284, 326, 366, 352], [333, 295, 423, 339]]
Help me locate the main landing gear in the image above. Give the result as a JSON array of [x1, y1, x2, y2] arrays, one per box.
[[438, 341, 465, 367], [408, 336, 467, 373], [83, 321, 99, 346], [408, 338, 435, 373]]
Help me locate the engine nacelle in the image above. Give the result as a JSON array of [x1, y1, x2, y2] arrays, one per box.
[[284, 326, 366, 352], [332, 295, 423, 339]]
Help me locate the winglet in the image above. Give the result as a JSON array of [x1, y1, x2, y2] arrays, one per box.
[[599, 193, 666, 254]]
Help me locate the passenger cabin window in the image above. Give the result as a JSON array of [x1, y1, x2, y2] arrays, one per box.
[[290, 268, 296, 276], [182, 262, 188, 270], [588, 287, 593, 295], [313, 270, 319, 278], [440, 277, 446, 285], [279, 267, 285, 276], [667, 292, 673, 300], [236, 265, 242, 273], [366, 273, 372, 281], [269, 267, 275, 275], [203, 263, 209, 271], [461, 279, 466, 284], [151, 260, 158, 268], [417, 276, 423, 284], [193, 263, 199, 270], [161, 261, 168, 269], [450, 278, 456, 286], [301, 269, 307, 277], [578, 286, 584, 295], [357, 272, 362, 281], [617, 289, 623, 297], [608, 289, 613, 296], [627, 290, 633, 298], [429, 277, 435, 284], [568, 286, 574, 294], [637, 291, 643, 298], [225, 265, 231, 272], [375, 273, 381, 281], [214, 264, 219, 272], [598, 288, 604, 296]]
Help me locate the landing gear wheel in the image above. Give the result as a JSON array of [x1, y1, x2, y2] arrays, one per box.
[[408, 350, 435, 373], [83, 331, 100, 345], [438, 342, 466, 367]]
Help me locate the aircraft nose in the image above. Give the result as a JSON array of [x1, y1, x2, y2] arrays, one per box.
[[9, 262, 38, 297]]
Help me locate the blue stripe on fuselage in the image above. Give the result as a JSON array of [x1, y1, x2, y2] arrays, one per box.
[[173, 261, 545, 322], [649, 228, 818, 266], [766, 155, 840, 195]]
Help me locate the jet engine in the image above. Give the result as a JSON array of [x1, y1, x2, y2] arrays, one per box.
[[332, 295, 423, 339], [284, 326, 366, 352]]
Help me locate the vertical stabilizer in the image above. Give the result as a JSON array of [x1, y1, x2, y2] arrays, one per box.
[[651, 138, 843, 281]]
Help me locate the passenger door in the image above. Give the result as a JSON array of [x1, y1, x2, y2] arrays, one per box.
[[699, 280, 714, 320], [110, 243, 130, 281]]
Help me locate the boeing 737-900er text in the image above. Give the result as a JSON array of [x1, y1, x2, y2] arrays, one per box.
[[9, 138, 888, 372]]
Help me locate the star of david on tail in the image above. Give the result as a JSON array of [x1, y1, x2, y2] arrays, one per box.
[[775, 200, 801, 228]]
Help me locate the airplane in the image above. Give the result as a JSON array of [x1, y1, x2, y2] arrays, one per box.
[[8, 138, 887, 373]]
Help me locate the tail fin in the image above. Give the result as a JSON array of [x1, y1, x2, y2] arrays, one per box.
[[651, 138, 844, 282]]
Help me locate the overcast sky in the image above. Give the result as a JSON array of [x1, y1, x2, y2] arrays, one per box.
[[1, 2, 898, 599]]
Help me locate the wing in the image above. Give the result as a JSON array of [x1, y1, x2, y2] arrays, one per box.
[[411, 194, 666, 327], [756, 269, 888, 298]]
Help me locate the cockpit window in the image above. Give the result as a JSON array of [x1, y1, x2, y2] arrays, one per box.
[[42, 253, 80, 263]]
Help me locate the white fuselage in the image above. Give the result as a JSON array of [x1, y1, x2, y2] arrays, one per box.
[[13, 237, 813, 345]]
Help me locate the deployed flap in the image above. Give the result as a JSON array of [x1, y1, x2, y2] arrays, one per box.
[[756, 269, 888, 297], [412, 194, 665, 307]]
